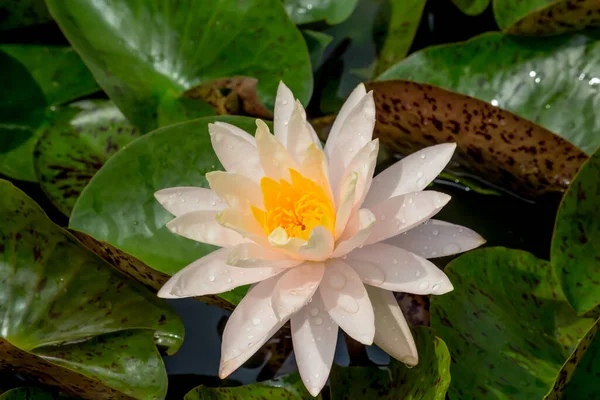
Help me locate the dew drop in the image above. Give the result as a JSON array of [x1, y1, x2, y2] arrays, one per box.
[[310, 308, 319, 316], [416, 177, 425, 188], [458, 227, 464, 233], [208, 275, 216, 282], [328, 273, 347, 290], [490, 99, 499, 107], [432, 283, 441, 292], [416, 171, 424, 179], [252, 317, 261, 326], [432, 229, 439, 236], [282, 100, 289, 105], [211, 200, 217, 206], [579, 73, 587, 81], [338, 294, 359, 313], [431, 251, 438, 256], [248, 335, 254, 340], [314, 317, 323, 325], [348, 147, 354, 153], [529, 70, 537, 78], [419, 281, 429, 290], [393, 259, 398, 265], [227, 144, 233, 150], [230, 348, 240, 357], [284, 121, 289, 126], [443, 243, 461, 254], [420, 154, 426, 159]]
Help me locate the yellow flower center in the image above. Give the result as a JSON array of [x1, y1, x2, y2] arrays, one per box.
[[252, 169, 335, 241]]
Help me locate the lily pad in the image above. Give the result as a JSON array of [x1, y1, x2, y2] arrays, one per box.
[[559, 322, 600, 398], [283, 0, 358, 25], [551, 146, 600, 314], [365, 80, 586, 198], [329, 327, 450, 399], [302, 30, 333, 71], [431, 247, 598, 399], [494, 0, 600, 35], [185, 373, 316, 399], [378, 31, 600, 155], [46, 0, 312, 132], [0, 45, 99, 181], [69, 116, 261, 305], [451, 0, 490, 15], [0, 387, 65, 400], [0, 179, 184, 399], [34, 100, 140, 216]]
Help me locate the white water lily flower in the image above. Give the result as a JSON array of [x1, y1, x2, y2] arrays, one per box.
[[156, 82, 484, 396]]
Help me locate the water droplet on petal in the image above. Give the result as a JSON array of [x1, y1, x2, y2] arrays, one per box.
[[420, 154, 426, 159], [338, 294, 359, 313], [416, 171, 424, 179], [314, 317, 323, 325], [393, 259, 398, 265], [252, 318, 261, 326], [432, 283, 441, 291], [443, 243, 461, 254], [419, 281, 429, 290], [208, 275, 216, 282], [432, 229, 439, 236], [310, 308, 319, 316], [282, 100, 289, 105]]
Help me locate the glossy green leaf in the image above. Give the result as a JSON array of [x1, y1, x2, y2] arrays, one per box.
[[451, 0, 490, 15], [185, 373, 316, 399], [374, 0, 426, 76], [70, 116, 260, 305], [0, 0, 52, 30], [302, 30, 333, 71], [46, 0, 313, 133], [34, 100, 140, 216], [283, 0, 358, 25], [431, 247, 597, 399], [0, 179, 184, 399], [494, 0, 600, 35], [560, 322, 600, 398], [0, 387, 65, 400], [552, 146, 600, 314], [329, 327, 450, 399], [378, 31, 600, 154], [0, 45, 99, 181]]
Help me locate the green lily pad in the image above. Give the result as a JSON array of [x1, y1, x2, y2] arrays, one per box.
[[302, 30, 333, 71], [373, 0, 426, 76], [560, 321, 600, 398], [0, 45, 99, 181], [329, 327, 450, 399], [69, 116, 261, 305], [34, 100, 140, 217], [378, 31, 600, 155], [283, 0, 358, 25], [494, 0, 600, 35], [451, 0, 491, 15], [431, 247, 597, 399], [45, 0, 312, 133], [0, 179, 184, 399], [0, 387, 65, 400], [551, 146, 600, 314], [185, 373, 316, 399], [0, 0, 53, 31]]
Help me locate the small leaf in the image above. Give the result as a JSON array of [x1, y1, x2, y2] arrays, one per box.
[[283, 0, 358, 25], [451, 0, 491, 16], [551, 146, 600, 314]]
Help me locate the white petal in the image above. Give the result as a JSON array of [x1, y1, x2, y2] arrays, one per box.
[[219, 276, 287, 378], [291, 292, 338, 397], [334, 172, 358, 239], [320, 259, 375, 345], [157, 248, 284, 298], [328, 92, 376, 193], [343, 139, 379, 208], [274, 81, 295, 147], [324, 83, 367, 158], [206, 172, 263, 210], [345, 243, 453, 295], [209, 122, 264, 182], [268, 227, 306, 256], [286, 101, 314, 165], [301, 144, 333, 202], [227, 243, 301, 268], [307, 122, 323, 150], [366, 286, 418, 365], [365, 191, 451, 245], [167, 210, 249, 247], [298, 226, 334, 261], [364, 143, 456, 207], [255, 119, 298, 181], [331, 209, 376, 258], [386, 219, 485, 258], [154, 187, 226, 216], [217, 208, 268, 246], [272, 262, 324, 319]]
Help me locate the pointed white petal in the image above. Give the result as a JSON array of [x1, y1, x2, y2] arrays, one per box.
[[365, 191, 451, 245], [255, 119, 298, 181], [298, 226, 334, 261], [334, 172, 358, 239], [307, 122, 323, 150], [345, 243, 453, 295], [274, 82, 295, 147], [217, 208, 268, 246], [386, 219, 485, 258], [157, 248, 284, 298], [301, 144, 333, 202], [155, 187, 225, 216], [227, 243, 301, 268], [219, 277, 287, 378], [366, 286, 418, 365], [343, 139, 379, 208], [206, 171, 263, 210], [166, 210, 249, 247], [364, 143, 456, 207], [209, 122, 264, 182], [291, 292, 338, 397], [324, 84, 367, 158], [331, 209, 376, 258], [320, 259, 375, 345], [272, 262, 324, 319], [286, 101, 314, 165]]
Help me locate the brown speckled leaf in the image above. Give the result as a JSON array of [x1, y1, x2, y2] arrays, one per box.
[[365, 80, 587, 198]]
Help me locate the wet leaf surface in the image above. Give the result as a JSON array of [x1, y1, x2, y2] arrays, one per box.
[[46, 0, 312, 132], [283, 0, 358, 25], [378, 31, 600, 155], [34, 100, 140, 216], [0, 179, 184, 399], [431, 247, 597, 399], [551, 146, 600, 314], [365, 80, 587, 198]]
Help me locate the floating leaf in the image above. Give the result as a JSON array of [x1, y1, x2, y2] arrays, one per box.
[[185, 373, 315, 399], [70, 117, 261, 305], [494, 0, 600, 35], [283, 0, 358, 25], [0, 45, 99, 181], [34, 100, 140, 216], [431, 247, 597, 399], [0, 387, 65, 400], [378, 31, 600, 155], [559, 323, 600, 398], [451, 0, 490, 16], [0, 0, 52, 31], [302, 30, 333, 71], [365, 80, 586, 197], [329, 327, 450, 399], [0, 180, 184, 399], [46, 0, 312, 132], [551, 146, 600, 314]]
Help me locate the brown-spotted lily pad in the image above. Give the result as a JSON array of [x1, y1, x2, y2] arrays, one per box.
[[365, 80, 587, 198], [0, 179, 184, 399]]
